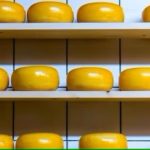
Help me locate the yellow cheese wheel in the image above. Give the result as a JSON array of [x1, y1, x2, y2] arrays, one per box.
[[119, 67, 150, 90], [67, 67, 113, 91], [27, 1, 74, 22], [79, 133, 127, 148], [77, 2, 124, 22], [142, 5, 150, 22], [11, 66, 59, 91], [16, 133, 63, 148], [0, 68, 9, 90], [0, 135, 13, 148], [0, 1, 25, 22]]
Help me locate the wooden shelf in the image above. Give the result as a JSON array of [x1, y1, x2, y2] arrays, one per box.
[[0, 23, 150, 39], [1, 91, 150, 101]]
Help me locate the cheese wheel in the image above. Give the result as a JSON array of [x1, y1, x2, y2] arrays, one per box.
[[12, 66, 59, 91], [142, 5, 150, 22], [0, 135, 13, 148], [16, 133, 63, 148], [67, 67, 113, 91], [77, 2, 124, 22], [79, 133, 127, 148], [119, 67, 150, 90], [0, 1, 25, 22], [0, 68, 9, 90], [27, 1, 74, 22]]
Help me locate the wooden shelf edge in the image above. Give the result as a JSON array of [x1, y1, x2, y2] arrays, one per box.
[[0, 23, 150, 39], [0, 91, 150, 101]]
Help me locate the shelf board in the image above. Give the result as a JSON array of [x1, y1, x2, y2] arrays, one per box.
[[1, 91, 150, 101], [0, 23, 150, 39]]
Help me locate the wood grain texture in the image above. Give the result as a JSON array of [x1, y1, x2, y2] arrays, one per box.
[[122, 102, 150, 136], [68, 102, 119, 140], [14, 101, 66, 140], [0, 39, 13, 135], [0, 102, 12, 135]]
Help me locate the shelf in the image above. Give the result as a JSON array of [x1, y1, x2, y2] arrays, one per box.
[[1, 91, 150, 101], [0, 23, 150, 39]]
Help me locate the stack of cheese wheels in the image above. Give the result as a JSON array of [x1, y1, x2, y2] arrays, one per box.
[[0, 68, 9, 90], [67, 67, 113, 91], [119, 67, 150, 90], [0, 134, 13, 148], [77, 2, 124, 22], [16, 133, 63, 148], [12, 66, 59, 91], [27, 1, 74, 22], [79, 133, 127, 148], [0, 1, 25, 22], [142, 5, 150, 21]]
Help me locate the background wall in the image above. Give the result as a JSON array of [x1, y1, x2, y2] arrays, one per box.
[[0, 0, 150, 148]]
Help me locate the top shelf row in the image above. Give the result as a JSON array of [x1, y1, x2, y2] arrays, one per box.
[[1, 23, 150, 39]]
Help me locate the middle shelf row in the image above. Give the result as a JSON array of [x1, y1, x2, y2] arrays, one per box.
[[1, 65, 150, 91]]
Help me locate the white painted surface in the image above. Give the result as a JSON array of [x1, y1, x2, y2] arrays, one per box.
[[1, 91, 150, 100], [121, 0, 150, 22], [68, 141, 150, 148]]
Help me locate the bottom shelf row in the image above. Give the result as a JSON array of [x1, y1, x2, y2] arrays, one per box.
[[0, 132, 146, 149]]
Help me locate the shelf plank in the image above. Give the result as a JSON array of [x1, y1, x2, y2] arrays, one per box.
[[0, 23, 150, 39], [1, 91, 150, 101]]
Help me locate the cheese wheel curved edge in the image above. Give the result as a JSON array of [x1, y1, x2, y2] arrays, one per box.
[[0, 134, 13, 148], [142, 5, 150, 22], [16, 133, 64, 148], [11, 66, 59, 91], [67, 67, 113, 91], [0, 1, 25, 22], [77, 2, 124, 22], [119, 67, 150, 90], [27, 1, 74, 22], [79, 133, 128, 148], [0, 68, 9, 91]]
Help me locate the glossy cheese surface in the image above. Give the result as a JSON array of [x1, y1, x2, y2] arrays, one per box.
[[0, 1, 25, 22], [0, 135, 13, 148], [77, 2, 124, 22], [0, 68, 9, 90], [12, 66, 59, 91], [79, 133, 128, 148], [27, 1, 74, 22], [67, 67, 113, 91], [142, 6, 150, 22], [16, 133, 64, 148], [119, 67, 150, 90]]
